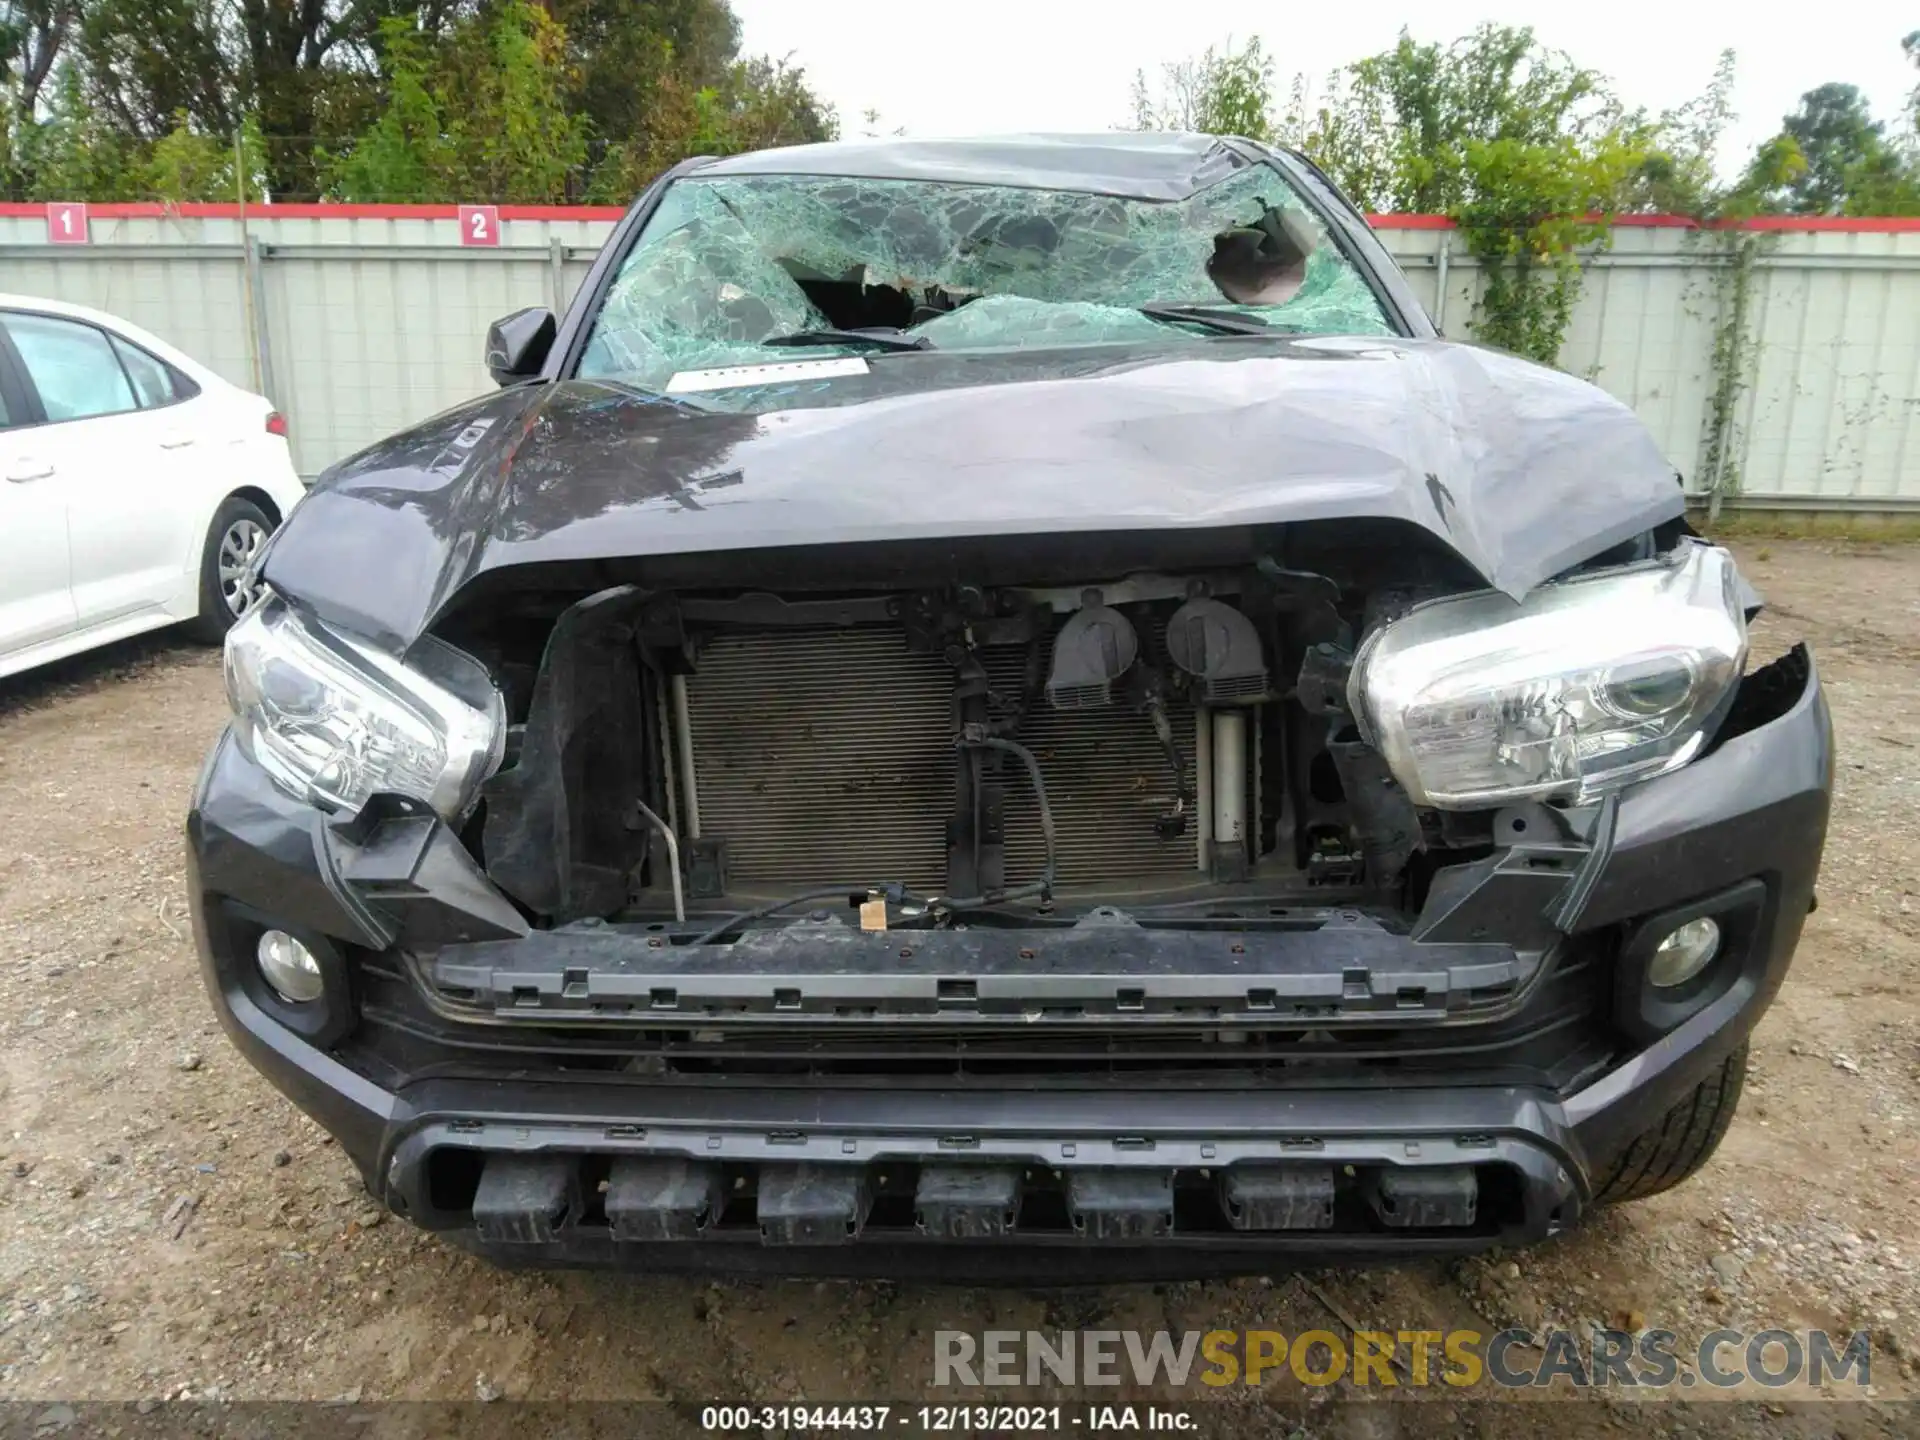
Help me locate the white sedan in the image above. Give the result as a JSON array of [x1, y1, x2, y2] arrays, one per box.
[[0, 294, 309, 680]]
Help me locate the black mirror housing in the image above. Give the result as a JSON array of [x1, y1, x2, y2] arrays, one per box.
[[485, 308, 557, 386]]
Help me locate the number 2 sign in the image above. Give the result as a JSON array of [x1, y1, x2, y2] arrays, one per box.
[[46, 202, 89, 245], [458, 204, 501, 247]]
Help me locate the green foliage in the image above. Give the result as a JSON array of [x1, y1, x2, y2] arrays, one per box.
[[1693, 227, 1764, 514], [1625, 49, 1735, 215], [555, 0, 740, 154], [2, 0, 75, 196], [1908, 30, 1920, 132], [1770, 83, 1886, 212], [319, 17, 449, 203], [1131, 37, 1274, 142], [443, 0, 590, 202], [9, 0, 835, 203], [139, 112, 266, 202], [1846, 32, 1920, 215], [1150, 27, 1916, 366], [1653, 61, 1785, 514], [323, 3, 588, 203], [1453, 127, 1646, 362], [1275, 26, 1651, 364], [583, 50, 837, 201], [75, 0, 235, 138], [1840, 146, 1920, 216], [12, 64, 141, 199], [1738, 57, 1920, 218], [1283, 28, 1632, 208]]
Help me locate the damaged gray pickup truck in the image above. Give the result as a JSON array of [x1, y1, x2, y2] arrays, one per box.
[[189, 133, 1832, 1279]]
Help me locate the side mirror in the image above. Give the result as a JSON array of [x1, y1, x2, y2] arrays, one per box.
[[485, 307, 557, 386]]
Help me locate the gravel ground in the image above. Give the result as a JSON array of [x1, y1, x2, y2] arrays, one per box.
[[0, 539, 1915, 1436]]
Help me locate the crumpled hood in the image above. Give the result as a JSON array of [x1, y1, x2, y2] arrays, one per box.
[[264, 335, 1685, 649]]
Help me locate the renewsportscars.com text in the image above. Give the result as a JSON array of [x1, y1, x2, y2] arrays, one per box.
[[933, 1327, 1873, 1390]]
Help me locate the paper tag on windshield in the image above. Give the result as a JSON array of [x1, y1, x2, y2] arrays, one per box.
[[666, 357, 870, 393], [859, 899, 888, 932]]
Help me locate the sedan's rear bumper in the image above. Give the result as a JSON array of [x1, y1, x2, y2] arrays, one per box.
[[187, 647, 1831, 1277]]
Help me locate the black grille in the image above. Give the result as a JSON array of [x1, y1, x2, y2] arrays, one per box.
[[343, 943, 1614, 1093]]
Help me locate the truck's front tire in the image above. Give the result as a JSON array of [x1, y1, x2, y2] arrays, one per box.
[[1592, 1044, 1748, 1204]]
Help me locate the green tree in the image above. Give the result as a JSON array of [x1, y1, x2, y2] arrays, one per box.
[[75, 0, 235, 139], [1840, 145, 1920, 215], [1130, 36, 1273, 141], [556, 0, 737, 153], [12, 63, 142, 198], [1, 0, 73, 118], [1626, 48, 1736, 215], [142, 111, 232, 198], [12, 1, 840, 202], [1776, 82, 1885, 212], [1, 0, 77, 194], [1862, 30, 1920, 213], [583, 49, 835, 200], [1905, 29, 1920, 130], [71, 0, 402, 198], [322, 1, 587, 201], [1282, 26, 1651, 363], [1276, 69, 1393, 211], [1736, 52, 1920, 217], [1292, 27, 1637, 214], [319, 15, 447, 200], [440, 0, 588, 199]]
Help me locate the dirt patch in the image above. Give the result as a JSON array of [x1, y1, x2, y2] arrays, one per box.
[[1, 542, 1915, 1434]]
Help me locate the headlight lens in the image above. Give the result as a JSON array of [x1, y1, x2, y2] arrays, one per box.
[[1349, 542, 1747, 808], [224, 596, 505, 821]]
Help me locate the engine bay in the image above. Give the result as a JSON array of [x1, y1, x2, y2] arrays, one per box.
[[447, 527, 1514, 931]]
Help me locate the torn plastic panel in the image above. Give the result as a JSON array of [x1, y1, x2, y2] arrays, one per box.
[[576, 166, 1393, 392]]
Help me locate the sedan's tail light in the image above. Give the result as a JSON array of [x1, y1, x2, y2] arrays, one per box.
[[265, 411, 289, 437]]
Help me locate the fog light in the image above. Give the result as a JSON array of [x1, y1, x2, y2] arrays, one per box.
[[1648, 916, 1720, 988], [257, 930, 324, 1004]]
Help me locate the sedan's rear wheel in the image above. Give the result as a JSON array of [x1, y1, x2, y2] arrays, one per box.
[[189, 497, 276, 643]]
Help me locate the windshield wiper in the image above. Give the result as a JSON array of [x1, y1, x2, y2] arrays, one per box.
[[1138, 303, 1290, 337], [762, 328, 933, 353]]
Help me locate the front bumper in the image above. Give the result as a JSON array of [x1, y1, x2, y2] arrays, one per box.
[[187, 648, 1831, 1278]]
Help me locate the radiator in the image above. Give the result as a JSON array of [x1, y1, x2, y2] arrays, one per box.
[[682, 625, 1198, 894], [979, 642, 1198, 889]]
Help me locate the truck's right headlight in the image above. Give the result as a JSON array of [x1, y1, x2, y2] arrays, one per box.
[[224, 596, 504, 822], [1348, 541, 1748, 809]]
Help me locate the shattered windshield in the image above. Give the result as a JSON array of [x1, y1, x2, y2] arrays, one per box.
[[575, 165, 1395, 391]]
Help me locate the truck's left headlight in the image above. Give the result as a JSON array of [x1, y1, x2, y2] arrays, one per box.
[[224, 596, 505, 822], [1349, 541, 1748, 809]]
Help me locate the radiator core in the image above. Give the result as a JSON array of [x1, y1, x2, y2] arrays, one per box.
[[682, 625, 1199, 894]]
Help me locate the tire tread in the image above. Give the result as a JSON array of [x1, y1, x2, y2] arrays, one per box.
[[1592, 1044, 1748, 1204]]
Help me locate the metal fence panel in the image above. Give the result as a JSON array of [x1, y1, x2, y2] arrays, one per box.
[[3, 209, 1916, 507]]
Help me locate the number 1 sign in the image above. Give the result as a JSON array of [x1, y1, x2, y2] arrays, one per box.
[[458, 205, 501, 247], [47, 202, 89, 245]]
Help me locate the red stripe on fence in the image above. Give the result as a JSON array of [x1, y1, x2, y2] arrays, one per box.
[[3, 203, 1917, 232], [1368, 212, 1920, 233], [0, 202, 632, 221]]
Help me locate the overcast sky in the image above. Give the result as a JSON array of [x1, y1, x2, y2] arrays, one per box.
[[729, 1, 1918, 181]]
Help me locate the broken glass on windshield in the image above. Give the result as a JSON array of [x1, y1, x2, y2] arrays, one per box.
[[576, 163, 1395, 391]]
